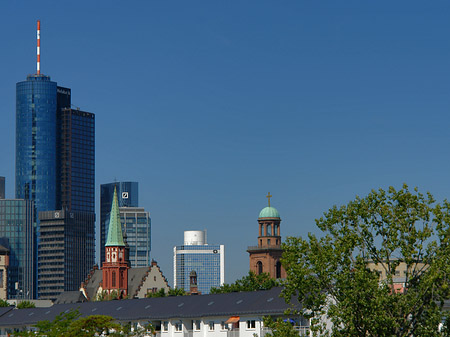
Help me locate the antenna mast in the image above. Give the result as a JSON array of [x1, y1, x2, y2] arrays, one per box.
[[37, 20, 40, 75]]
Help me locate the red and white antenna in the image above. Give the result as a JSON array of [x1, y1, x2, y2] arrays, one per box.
[[37, 20, 40, 75]]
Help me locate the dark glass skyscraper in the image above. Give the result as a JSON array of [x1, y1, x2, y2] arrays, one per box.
[[59, 108, 95, 213], [100, 182, 138, 264]]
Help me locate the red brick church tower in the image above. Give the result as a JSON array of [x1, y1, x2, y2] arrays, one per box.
[[102, 186, 129, 297], [247, 193, 286, 279]]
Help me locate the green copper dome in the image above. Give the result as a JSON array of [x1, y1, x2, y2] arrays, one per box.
[[259, 206, 280, 218], [105, 186, 125, 247]]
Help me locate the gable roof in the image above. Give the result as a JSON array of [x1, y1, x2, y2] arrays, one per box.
[[54, 291, 88, 304], [0, 287, 300, 327]]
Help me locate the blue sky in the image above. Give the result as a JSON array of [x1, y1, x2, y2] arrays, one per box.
[[1, 1, 450, 285]]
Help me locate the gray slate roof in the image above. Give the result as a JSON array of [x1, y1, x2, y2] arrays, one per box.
[[54, 291, 88, 304], [0, 287, 301, 328]]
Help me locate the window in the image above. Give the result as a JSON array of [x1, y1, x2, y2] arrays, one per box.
[[221, 321, 227, 330], [257, 261, 263, 275], [267, 224, 272, 236], [247, 320, 256, 329], [175, 322, 183, 332], [209, 321, 215, 331], [194, 320, 201, 331], [162, 321, 169, 332], [276, 261, 282, 279]]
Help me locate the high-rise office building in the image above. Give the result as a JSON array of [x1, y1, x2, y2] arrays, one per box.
[[0, 199, 34, 299], [120, 207, 151, 267], [16, 74, 61, 216], [100, 182, 138, 264], [173, 230, 224, 294], [59, 108, 95, 213], [14, 22, 95, 298], [38, 210, 95, 300]]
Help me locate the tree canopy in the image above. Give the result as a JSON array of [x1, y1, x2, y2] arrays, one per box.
[[16, 301, 35, 309], [281, 185, 450, 337], [210, 271, 279, 294], [12, 309, 152, 337], [146, 287, 186, 298]]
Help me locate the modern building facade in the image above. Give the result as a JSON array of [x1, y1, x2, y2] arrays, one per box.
[[100, 182, 138, 264], [16, 75, 60, 217], [58, 108, 95, 213], [120, 207, 151, 268], [174, 230, 225, 294], [247, 194, 286, 279], [37, 210, 95, 300], [0, 199, 35, 299]]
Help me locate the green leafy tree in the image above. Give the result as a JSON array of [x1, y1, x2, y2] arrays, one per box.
[[282, 185, 450, 337], [210, 271, 279, 294], [168, 287, 186, 296], [12, 309, 81, 337], [263, 317, 301, 337], [145, 287, 185, 297], [17, 300, 35, 309], [66, 315, 122, 337], [0, 299, 10, 307]]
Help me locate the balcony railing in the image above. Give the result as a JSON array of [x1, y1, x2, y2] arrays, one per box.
[[227, 329, 240, 337], [260, 326, 310, 337]]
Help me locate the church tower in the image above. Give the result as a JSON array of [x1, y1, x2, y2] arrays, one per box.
[[247, 193, 286, 279], [102, 186, 129, 297]]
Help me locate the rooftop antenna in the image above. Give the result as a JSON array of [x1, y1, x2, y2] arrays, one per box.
[[36, 20, 41, 75]]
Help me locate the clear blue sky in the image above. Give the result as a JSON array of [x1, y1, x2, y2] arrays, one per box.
[[1, 1, 450, 285]]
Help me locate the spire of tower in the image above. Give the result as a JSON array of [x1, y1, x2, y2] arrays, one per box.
[[105, 186, 125, 247], [37, 20, 41, 75]]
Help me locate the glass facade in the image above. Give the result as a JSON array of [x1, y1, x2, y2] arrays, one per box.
[[16, 75, 58, 216], [100, 182, 138, 264], [120, 207, 151, 267], [174, 244, 224, 294], [59, 109, 95, 213], [0, 200, 34, 299]]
